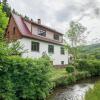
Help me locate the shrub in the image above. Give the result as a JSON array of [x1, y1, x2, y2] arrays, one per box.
[[53, 74, 76, 87], [76, 59, 100, 76], [66, 74, 76, 84], [76, 59, 88, 70], [75, 71, 91, 81], [0, 56, 53, 100], [53, 76, 68, 87], [53, 71, 91, 87], [66, 65, 75, 73]]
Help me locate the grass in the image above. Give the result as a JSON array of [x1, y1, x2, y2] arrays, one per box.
[[85, 81, 100, 100], [50, 68, 67, 81]]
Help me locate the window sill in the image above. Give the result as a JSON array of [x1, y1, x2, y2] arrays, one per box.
[[31, 50, 40, 52]]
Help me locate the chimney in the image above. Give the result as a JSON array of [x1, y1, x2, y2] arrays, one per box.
[[37, 19, 41, 24], [31, 19, 33, 33]]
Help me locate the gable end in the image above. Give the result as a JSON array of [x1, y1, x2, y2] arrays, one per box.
[[5, 16, 22, 42]]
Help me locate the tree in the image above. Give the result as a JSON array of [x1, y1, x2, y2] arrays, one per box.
[[0, 4, 26, 57], [9, 41, 28, 56], [66, 21, 86, 63], [0, 4, 8, 41], [0, 4, 10, 59], [2, 0, 11, 17], [12, 9, 20, 15]]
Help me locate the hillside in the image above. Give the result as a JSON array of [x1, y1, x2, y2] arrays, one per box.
[[79, 43, 100, 54]]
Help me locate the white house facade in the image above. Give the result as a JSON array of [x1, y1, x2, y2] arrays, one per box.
[[5, 13, 68, 66], [19, 38, 68, 65]]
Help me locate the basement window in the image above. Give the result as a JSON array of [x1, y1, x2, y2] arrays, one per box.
[[61, 61, 64, 65], [31, 41, 39, 52]]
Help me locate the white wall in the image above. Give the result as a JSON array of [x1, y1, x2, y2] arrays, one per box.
[[19, 38, 68, 65]]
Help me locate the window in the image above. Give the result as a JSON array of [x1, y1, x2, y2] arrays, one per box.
[[13, 27, 16, 35], [61, 47, 65, 55], [38, 27, 46, 36], [61, 61, 64, 65], [48, 45, 54, 53], [31, 41, 39, 52], [54, 34, 59, 40]]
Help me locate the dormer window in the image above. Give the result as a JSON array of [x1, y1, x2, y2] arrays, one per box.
[[54, 34, 59, 40], [38, 27, 46, 36]]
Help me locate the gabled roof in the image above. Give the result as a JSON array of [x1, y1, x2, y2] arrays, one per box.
[[12, 13, 64, 45]]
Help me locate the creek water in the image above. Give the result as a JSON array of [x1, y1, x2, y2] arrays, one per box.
[[47, 77, 100, 100]]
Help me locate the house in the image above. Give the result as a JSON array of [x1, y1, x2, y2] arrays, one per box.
[[5, 13, 68, 67]]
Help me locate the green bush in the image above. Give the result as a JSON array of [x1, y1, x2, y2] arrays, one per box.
[[53, 74, 76, 87], [53, 76, 68, 87], [66, 74, 76, 84], [66, 65, 75, 73], [75, 71, 91, 81], [0, 56, 53, 100], [53, 71, 91, 87], [76, 59, 100, 76]]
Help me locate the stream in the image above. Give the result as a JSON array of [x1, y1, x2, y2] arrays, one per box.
[[47, 77, 100, 100]]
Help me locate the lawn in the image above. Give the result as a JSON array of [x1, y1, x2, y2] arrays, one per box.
[[50, 68, 67, 81]]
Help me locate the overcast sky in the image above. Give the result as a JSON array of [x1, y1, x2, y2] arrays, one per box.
[[7, 0, 100, 44]]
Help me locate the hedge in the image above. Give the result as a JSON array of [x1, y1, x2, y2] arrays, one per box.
[[0, 56, 53, 100]]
